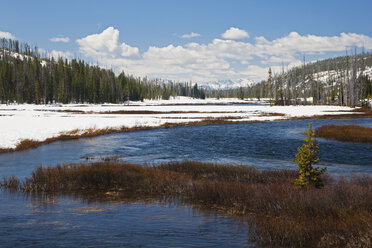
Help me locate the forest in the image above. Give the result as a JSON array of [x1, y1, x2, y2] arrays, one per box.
[[207, 52, 372, 107], [0, 39, 205, 104], [1, 38, 372, 106]]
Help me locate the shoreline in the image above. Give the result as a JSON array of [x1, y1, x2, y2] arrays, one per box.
[[1, 108, 371, 154]]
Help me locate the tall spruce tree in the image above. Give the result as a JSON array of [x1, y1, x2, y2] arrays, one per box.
[[294, 123, 326, 188]]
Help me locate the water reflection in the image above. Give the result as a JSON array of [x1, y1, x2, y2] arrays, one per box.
[[0, 189, 252, 247]]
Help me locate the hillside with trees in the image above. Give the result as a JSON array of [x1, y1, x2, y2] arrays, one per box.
[[206, 52, 372, 107], [2, 38, 371, 107], [0, 39, 205, 104]]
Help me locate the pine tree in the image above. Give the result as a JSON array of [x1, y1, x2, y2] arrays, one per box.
[[294, 123, 326, 188]]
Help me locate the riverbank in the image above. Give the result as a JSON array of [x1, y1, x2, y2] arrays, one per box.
[[1, 98, 366, 153], [2, 161, 371, 248]]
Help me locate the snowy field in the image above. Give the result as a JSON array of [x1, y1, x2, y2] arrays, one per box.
[[0, 97, 357, 149]]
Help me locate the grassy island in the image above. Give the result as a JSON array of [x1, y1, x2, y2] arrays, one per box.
[[315, 124, 372, 143]]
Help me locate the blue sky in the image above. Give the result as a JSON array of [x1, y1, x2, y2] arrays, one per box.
[[1, 0, 372, 82]]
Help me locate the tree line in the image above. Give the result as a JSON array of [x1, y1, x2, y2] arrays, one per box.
[[0, 38, 205, 104], [206, 51, 372, 107], [2, 38, 370, 106]]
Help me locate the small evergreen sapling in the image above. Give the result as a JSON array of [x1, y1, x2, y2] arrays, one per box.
[[294, 123, 326, 188]]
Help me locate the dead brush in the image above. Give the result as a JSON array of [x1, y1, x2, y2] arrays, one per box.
[[1, 175, 20, 189]]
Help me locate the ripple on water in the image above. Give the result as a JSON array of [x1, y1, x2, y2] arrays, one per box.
[[0, 190, 253, 247], [0, 118, 371, 247]]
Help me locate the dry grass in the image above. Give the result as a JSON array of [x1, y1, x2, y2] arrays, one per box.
[[19, 162, 189, 195], [315, 124, 372, 143], [2, 161, 371, 247], [259, 112, 286, 117], [1, 175, 20, 189], [158, 161, 296, 183]]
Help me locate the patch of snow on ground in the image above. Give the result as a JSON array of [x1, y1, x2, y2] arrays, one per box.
[[0, 97, 356, 149]]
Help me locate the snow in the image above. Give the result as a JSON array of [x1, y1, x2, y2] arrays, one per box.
[[312, 66, 372, 86], [40, 60, 47, 67], [124, 96, 253, 106], [1, 50, 49, 67], [200, 79, 255, 90], [0, 97, 357, 149]]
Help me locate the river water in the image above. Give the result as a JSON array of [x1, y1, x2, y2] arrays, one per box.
[[1, 118, 371, 247]]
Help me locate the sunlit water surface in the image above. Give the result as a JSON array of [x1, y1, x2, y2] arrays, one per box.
[[1, 118, 371, 247]]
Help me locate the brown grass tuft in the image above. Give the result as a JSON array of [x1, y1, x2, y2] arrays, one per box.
[[158, 161, 296, 183], [1, 175, 20, 189], [21, 162, 189, 195], [315, 124, 372, 143]]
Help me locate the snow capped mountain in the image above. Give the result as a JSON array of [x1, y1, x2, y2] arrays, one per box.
[[199, 79, 255, 90]]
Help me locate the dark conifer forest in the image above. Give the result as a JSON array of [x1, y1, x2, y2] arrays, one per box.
[[0, 39, 205, 104]]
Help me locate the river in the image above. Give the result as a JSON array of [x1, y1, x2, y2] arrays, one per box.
[[1, 118, 371, 247]]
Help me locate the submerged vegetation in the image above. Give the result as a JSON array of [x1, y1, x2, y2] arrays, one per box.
[[2, 161, 371, 248], [315, 124, 372, 143]]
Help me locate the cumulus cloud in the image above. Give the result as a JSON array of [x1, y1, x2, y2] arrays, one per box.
[[181, 32, 201, 39], [76, 27, 372, 82], [76, 27, 139, 59], [50, 37, 70, 43], [221, 27, 249, 40], [0, 31, 15, 39]]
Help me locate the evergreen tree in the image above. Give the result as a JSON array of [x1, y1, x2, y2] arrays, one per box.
[[0, 39, 207, 104], [294, 123, 326, 188]]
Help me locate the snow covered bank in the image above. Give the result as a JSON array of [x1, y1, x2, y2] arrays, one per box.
[[0, 98, 357, 149]]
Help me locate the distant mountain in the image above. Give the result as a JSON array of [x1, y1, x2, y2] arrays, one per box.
[[199, 79, 255, 90]]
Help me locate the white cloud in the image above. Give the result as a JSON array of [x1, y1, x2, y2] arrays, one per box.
[[0, 31, 15, 39], [39, 48, 72, 59], [50, 37, 70, 43], [76, 27, 139, 59], [76, 27, 372, 82], [221, 27, 249, 40], [181, 32, 201, 39], [241, 65, 271, 82]]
